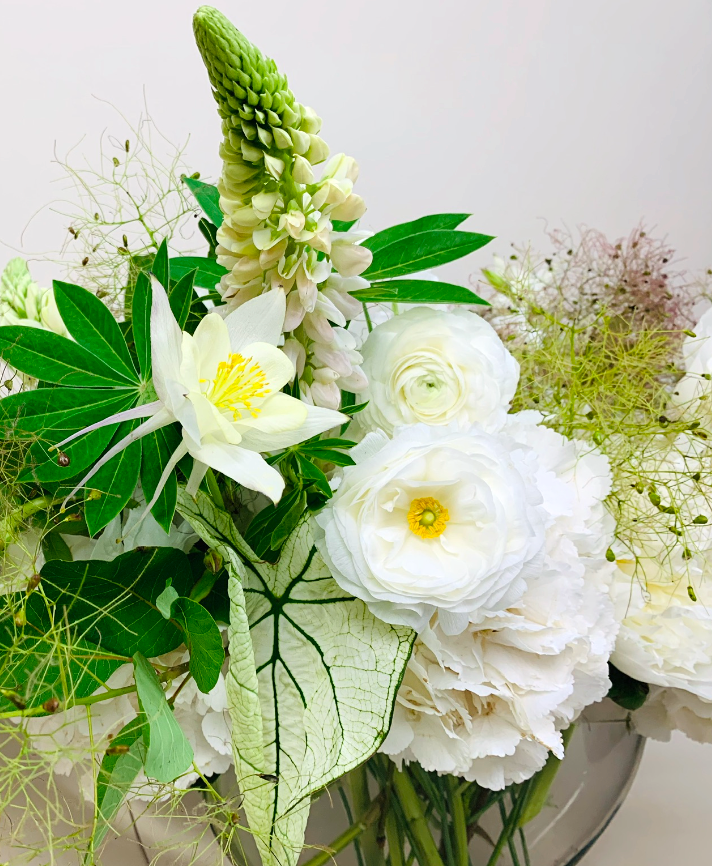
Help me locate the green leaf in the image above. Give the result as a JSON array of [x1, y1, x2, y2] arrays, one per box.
[[244, 488, 306, 560], [133, 652, 193, 784], [608, 664, 650, 711], [0, 387, 135, 438], [331, 219, 358, 233], [362, 213, 471, 254], [53, 281, 138, 383], [21, 419, 122, 484], [153, 239, 169, 290], [42, 530, 73, 563], [39, 548, 195, 658], [363, 230, 495, 281], [94, 717, 147, 848], [171, 598, 224, 694], [0, 326, 137, 388], [340, 400, 369, 417], [169, 256, 228, 289], [140, 424, 181, 533], [168, 268, 197, 330], [183, 177, 224, 228], [198, 218, 219, 256], [156, 583, 180, 619], [177, 491, 415, 866], [131, 272, 152, 380], [351, 278, 488, 305], [0, 612, 123, 714], [84, 422, 142, 535], [295, 455, 331, 499]]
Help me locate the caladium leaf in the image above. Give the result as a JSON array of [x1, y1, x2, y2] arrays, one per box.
[[177, 489, 414, 866]]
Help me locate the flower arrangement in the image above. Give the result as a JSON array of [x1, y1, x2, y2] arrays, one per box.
[[0, 7, 710, 866]]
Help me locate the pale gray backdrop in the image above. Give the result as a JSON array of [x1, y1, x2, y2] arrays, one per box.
[[1, 1, 711, 862]]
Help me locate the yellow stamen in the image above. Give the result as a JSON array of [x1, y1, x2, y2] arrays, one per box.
[[407, 496, 450, 539], [203, 353, 269, 420]]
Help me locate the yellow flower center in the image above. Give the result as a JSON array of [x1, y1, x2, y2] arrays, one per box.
[[204, 353, 269, 420], [407, 497, 450, 539]]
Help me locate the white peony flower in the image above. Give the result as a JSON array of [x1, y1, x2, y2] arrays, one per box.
[[380, 424, 616, 788], [358, 307, 519, 434]]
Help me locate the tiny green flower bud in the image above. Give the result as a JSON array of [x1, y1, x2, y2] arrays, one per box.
[[203, 549, 223, 575]]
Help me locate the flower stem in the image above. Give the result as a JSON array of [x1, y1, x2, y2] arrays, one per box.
[[0, 495, 65, 549], [392, 768, 446, 866], [350, 764, 386, 866], [302, 794, 383, 866], [206, 468, 226, 509], [385, 809, 406, 866], [447, 775, 470, 866]]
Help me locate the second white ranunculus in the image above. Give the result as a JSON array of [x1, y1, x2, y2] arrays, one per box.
[[358, 306, 520, 434], [315, 414, 587, 635]]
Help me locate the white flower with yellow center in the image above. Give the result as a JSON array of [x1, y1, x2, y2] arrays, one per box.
[[56, 281, 345, 509], [315, 417, 565, 635]]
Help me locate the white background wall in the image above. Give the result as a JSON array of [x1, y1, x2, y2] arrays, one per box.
[[1, 1, 711, 862]]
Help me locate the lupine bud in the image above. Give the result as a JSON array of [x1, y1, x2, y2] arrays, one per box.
[[193, 6, 373, 409]]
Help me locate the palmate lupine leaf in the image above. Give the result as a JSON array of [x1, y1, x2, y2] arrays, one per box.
[[0, 251, 195, 533], [177, 489, 414, 866]]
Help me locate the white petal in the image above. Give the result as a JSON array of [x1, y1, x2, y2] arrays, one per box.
[[188, 439, 285, 503], [150, 277, 183, 403], [192, 314, 232, 381], [239, 401, 346, 451], [224, 289, 286, 352], [236, 391, 308, 435], [52, 401, 162, 451], [186, 460, 209, 497], [242, 342, 295, 394]]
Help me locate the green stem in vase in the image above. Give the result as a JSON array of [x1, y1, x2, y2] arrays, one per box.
[[350, 764, 386, 866], [385, 809, 406, 866], [446, 775, 470, 866], [392, 768, 446, 866], [302, 795, 383, 866]]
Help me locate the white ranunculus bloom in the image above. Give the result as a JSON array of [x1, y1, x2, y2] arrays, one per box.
[[315, 413, 611, 637], [358, 307, 519, 434], [56, 282, 344, 510], [380, 424, 616, 788]]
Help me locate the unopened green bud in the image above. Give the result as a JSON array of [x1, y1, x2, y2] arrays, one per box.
[[203, 549, 223, 575]]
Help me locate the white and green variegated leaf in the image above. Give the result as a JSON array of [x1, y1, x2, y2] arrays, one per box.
[[177, 490, 414, 866]]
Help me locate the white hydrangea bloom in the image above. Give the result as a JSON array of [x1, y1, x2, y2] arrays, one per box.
[[358, 307, 520, 435], [0, 258, 68, 336], [611, 430, 712, 741], [631, 686, 712, 744], [380, 421, 616, 788]]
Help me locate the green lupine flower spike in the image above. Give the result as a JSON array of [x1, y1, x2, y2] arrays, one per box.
[[193, 6, 370, 409]]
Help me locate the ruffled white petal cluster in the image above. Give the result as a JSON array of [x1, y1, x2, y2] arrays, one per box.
[[317, 404, 617, 787], [359, 307, 519, 434], [0, 259, 67, 336]]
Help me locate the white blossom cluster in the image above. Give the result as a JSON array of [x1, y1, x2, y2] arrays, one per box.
[[317, 307, 617, 788]]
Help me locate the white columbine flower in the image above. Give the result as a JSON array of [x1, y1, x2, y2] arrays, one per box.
[[359, 307, 520, 434], [379, 420, 616, 789], [56, 282, 344, 509]]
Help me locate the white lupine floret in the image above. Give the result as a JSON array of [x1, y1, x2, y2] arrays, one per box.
[[378, 420, 616, 788]]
